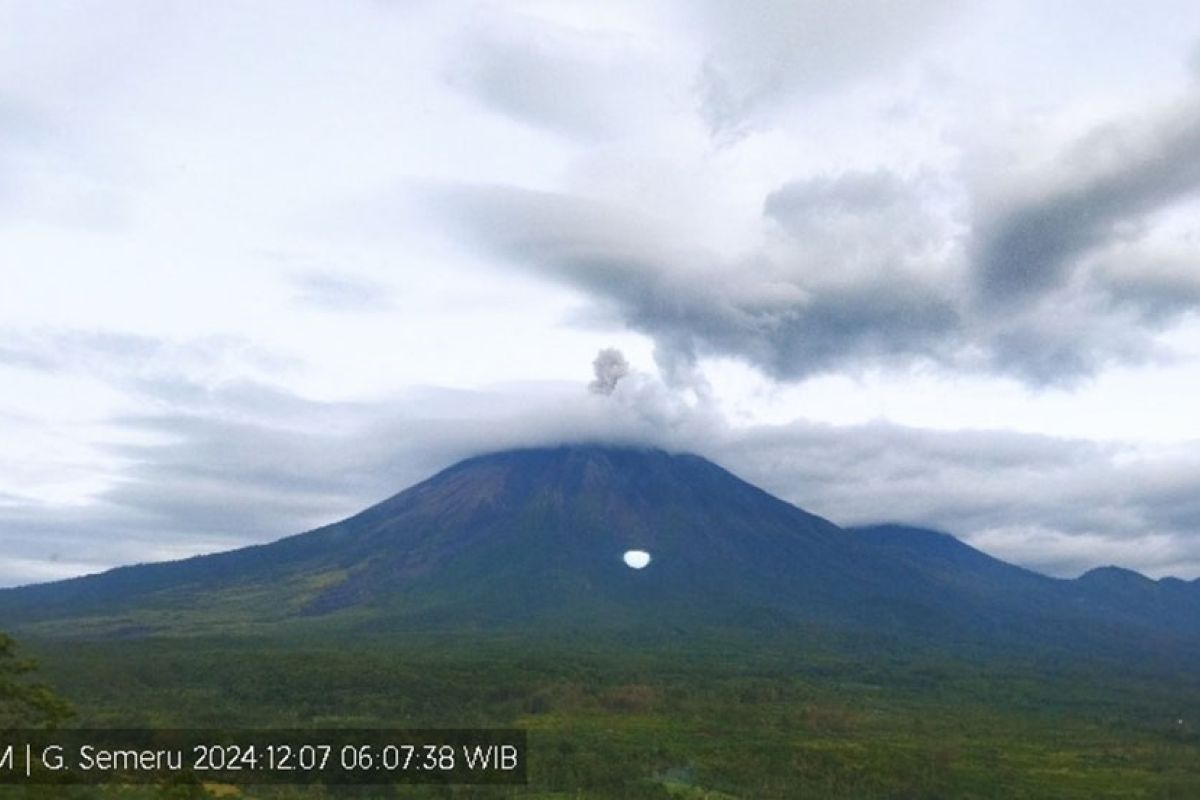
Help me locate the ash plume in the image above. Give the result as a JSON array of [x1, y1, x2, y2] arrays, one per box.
[[589, 348, 630, 396]]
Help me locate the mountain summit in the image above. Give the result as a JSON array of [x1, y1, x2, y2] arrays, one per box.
[[0, 446, 863, 631], [2, 445, 1198, 652]]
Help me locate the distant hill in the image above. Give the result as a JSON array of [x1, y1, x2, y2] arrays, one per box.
[[2, 446, 1198, 656]]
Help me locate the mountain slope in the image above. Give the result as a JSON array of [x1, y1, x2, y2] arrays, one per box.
[[0, 446, 867, 630], [852, 524, 1200, 644], [1, 446, 1197, 655]]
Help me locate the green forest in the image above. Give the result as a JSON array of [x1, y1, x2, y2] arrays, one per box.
[[2, 628, 1199, 799]]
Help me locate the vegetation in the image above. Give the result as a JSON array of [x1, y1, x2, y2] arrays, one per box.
[[0, 630, 1196, 798], [0, 632, 72, 731], [3, 449, 1199, 796]]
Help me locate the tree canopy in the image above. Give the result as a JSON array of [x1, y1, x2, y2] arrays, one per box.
[[0, 632, 73, 730]]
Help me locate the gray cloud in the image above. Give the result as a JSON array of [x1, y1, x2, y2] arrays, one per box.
[[433, 71, 1200, 389], [0, 321, 1195, 586], [973, 97, 1200, 306], [444, 14, 659, 141], [765, 170, 914, 228], [6, 370, 1200, 585], [716, 422, 1200, 579], [588, 347, 629, 395], [1065, 233, 1200, 341], [440, 1, 957, 144], [0, 326, 702, 586], [0, 324, 728, 587], [0, 499, 226, 588], [691, 0, 957, 138], [4, 328, 1199, 585], [435, 181, 964, 383]]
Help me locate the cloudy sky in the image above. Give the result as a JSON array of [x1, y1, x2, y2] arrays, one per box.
[[4, 0, 1200, 587]]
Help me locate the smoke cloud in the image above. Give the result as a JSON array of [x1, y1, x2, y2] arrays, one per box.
[[588, 347, 630, 396]]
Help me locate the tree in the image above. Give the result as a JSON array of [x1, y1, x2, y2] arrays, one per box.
[[0, 632, 73, 730]]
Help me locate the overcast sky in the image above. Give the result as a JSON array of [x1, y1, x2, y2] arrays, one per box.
[[4, 0, 1200, 587]]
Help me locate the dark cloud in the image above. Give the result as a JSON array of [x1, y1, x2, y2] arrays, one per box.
[[435, 181, 963, 383], [757, 280, 962, 376], [433, 76, 1200, 388], [973, 98, 1200, 306], [980, 300, 1164, 386]]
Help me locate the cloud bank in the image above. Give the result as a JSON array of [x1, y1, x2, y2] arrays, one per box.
[[4, 335, 1200, 585], [434, 82, 1200, 388]]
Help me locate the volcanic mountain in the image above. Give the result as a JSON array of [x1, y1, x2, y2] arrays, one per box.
[[2, 446, 1198, 653]]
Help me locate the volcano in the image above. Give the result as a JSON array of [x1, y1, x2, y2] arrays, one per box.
[[3, 445, 1198, 653]]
